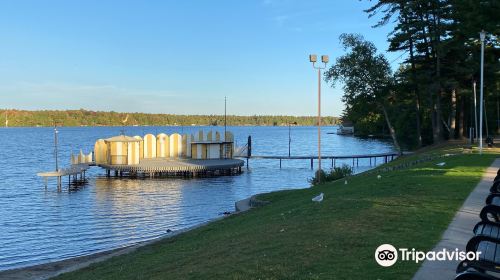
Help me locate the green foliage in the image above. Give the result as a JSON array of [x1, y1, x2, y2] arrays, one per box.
[[325, 33, 401, 152], [328, 1, 499, 149], [310, 164, 353, 186], [355, 112, 384, 136], [325, 33, 392, 105], [0, 109, 339, 127]]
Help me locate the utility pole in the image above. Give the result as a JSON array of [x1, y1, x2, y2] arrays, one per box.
[[474, 81, 478, 140], [479, 30, 485, 154], [224, 96, 227, 141], [288, 122, 291, 157], [54, 126, 59, 171]]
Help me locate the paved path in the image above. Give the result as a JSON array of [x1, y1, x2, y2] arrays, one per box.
[[413, 158, 500, 280]]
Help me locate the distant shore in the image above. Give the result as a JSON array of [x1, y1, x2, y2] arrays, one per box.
[[1, 124, 339, 128], [1, 109, 339, 127]]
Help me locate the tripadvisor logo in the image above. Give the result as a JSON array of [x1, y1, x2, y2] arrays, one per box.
[[375, 244, 482, 267], [375, 244, 398, 267]]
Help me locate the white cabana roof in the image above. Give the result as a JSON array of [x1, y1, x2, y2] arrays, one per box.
[[104, 135, 141, 143]]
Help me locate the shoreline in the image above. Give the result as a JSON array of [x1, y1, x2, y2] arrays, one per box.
[[1, 124, 339, 128], [0, 215, 230, 280]]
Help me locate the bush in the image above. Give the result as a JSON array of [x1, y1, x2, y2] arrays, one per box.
[[310, 164, 353, 185]]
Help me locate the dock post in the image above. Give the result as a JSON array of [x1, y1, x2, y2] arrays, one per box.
[[279, 158, 282, 169], [352, 158, 354, 167], [334, 158, 336, 168], [57, 176, 61, 191], [370, 157, 372, 166], [357, 158, 359, 166], [310, 158, 313, 169]]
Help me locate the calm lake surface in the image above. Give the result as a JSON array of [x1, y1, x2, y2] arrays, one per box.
[[0, 126, 395, 270]]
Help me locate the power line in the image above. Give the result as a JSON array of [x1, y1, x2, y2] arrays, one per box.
[[389, 50, 409, 64]]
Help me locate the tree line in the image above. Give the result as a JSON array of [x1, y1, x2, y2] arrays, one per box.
[[326, 0, 499, 151], [0, 109, 339, 127]]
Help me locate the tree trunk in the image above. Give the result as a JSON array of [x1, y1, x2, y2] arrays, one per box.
[[458, 94, 465, 138], [497, 95, 499, 134], [380, 103, 401, 154], [450, 89, 457, 139], [430, 5, 444, 143], [402, 2, 422, 147], [434, 91, 444, 143]]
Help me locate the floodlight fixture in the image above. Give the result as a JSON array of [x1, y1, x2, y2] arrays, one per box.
[[321, 55, 329, 63]]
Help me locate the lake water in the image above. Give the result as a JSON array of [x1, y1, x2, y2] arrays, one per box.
[[0, 126, 395, 271]]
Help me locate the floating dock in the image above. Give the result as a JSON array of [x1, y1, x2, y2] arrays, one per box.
[[99, 158, 244, 178]]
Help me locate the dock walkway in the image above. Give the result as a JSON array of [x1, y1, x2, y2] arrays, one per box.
[[37, 163, 92, 189], [237, 152, 399, 169]]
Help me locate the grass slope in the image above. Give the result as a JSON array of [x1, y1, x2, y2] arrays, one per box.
[[54, 146, 497, 279]]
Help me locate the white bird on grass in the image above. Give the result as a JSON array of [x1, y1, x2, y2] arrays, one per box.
[[312, 193, 324, 203], [436, 162, 446, 167]]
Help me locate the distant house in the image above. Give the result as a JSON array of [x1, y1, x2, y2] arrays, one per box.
[[337, 121, 354, 135]]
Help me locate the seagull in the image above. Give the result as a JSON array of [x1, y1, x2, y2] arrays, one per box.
[[436, 162, 446, 166], [312, 193, 324, 202]]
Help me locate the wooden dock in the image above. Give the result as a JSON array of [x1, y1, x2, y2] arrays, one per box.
[[98, 158, 245, 178], [237, 152, 400, 169], [37, 163, 92, 190]]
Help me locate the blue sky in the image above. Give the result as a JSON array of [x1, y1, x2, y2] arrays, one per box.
[[0, 0, 399, 116]]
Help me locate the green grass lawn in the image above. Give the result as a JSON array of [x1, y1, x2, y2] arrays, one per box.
[[54, 146, 498, 280]]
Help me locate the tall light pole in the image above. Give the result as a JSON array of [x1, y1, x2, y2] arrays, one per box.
[[479, 30, 485, 154], [309, 54, 328, 181]]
